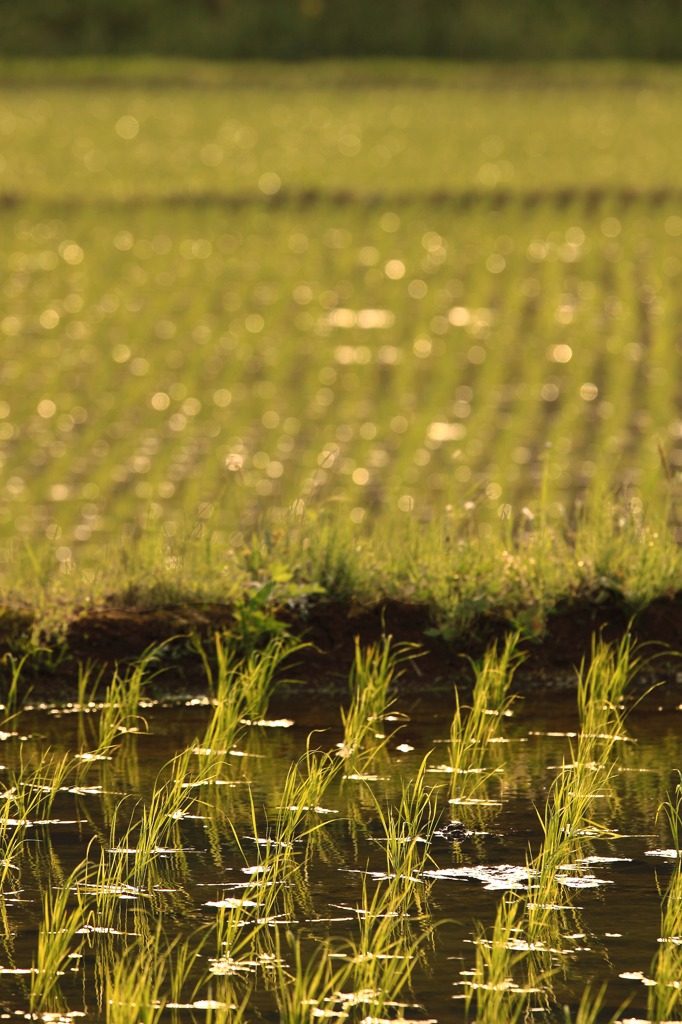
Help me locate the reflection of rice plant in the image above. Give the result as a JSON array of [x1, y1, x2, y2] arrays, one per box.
[[76, 658, 105, 747], [84, 837, 134, 933], [203, 994, 251, 1024], [163, 932, 213, 1009], [449, 633, 522, 799], [216, 784, 295, 923], [209, 901, 269, 978], [198, 686, 246, 768], [340, 636, 412, 764], [77, 657, 105, 707]]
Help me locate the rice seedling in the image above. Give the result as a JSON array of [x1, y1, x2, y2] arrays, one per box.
[[3, 750, 73, 824], [124, 781, 190, 889], [94, 676, 147, 761], [0, 793, 29, 894], [271, 932, 355, 1024], [339, 636, 412, 767], [526, 757, 617, 942], [448, 634, 522, 802], [562, 984, 618, 1024], [76, 658, 106, 748], [5, 59, 682, 1018], [647, 776, 682, 1022], [238, 632, 309, 722], [207, 780, 297, 928], [342, 873, 436, 1015], [192, 631, 242, 700], [658, 771, 682, 855], [77, 657, 105, 708], [5, 68, 682, 630], [470, 631, 525, 714], [84, 747, 197, 898], [205, 898, 279, 1006], [370, 755, 441, 886], [274, 740, 341, 852], [92, 643, 169, 759], [524, 641, 635, 938], [0, 651, 31, 722], [105, 941, 167, 1024], [463, 896, 532, 1024], [83, 843, 137, 934], [477, 720, 622, 1016], [448, 690, 502, 802], [195, 696, 247, 778], [191, 635, 253, 768], [576, 635, 641, 762], [648, 861, 682, 1022], [30, 860, 90, 1013]]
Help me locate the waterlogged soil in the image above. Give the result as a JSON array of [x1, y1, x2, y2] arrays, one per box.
[[1, 681, 682, 1021], [4, 593, 682, 702]]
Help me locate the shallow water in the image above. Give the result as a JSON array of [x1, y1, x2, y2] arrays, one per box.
[[1, 680, 682, 1022]]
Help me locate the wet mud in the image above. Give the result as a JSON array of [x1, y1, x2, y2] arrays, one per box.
[[2, 591, 682, 702]]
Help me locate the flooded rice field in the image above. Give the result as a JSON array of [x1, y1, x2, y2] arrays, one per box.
[[1, 636, 682, 1023]]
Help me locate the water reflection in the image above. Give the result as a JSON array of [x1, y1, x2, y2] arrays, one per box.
[[0, 683, 680, 1017]]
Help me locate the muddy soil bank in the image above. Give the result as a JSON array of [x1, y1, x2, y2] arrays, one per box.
[[2, 592, 682, 703]]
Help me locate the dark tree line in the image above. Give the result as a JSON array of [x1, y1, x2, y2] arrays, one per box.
[[1, 0, 680, 60]]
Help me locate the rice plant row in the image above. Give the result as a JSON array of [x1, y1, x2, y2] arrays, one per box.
[[2, 196, 682, 560], [0, 631, 678, 1021]]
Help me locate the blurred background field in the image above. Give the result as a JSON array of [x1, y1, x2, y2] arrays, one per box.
[[3, 60, 682, 625]]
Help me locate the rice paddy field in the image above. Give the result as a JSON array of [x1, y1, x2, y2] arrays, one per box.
[[1, 633, 682, 1023], [1, 61, 682, 634], [4, 58, 682, 1024]]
